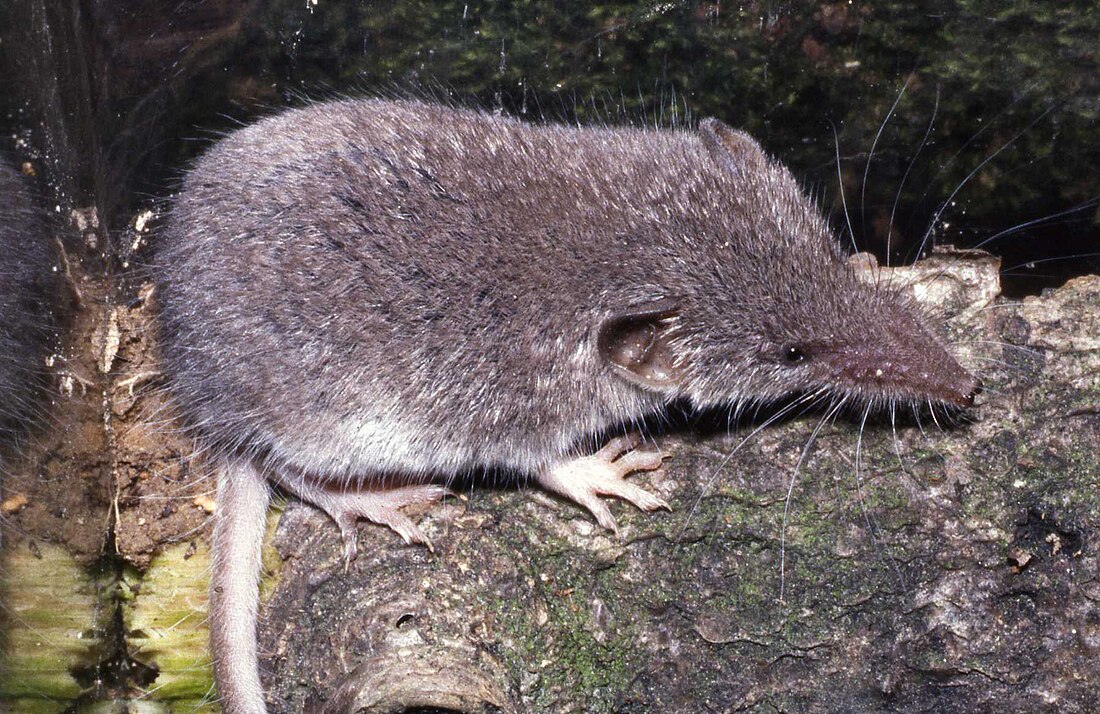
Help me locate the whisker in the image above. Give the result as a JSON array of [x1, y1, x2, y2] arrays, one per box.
[[1001, 252, 1100, 273], [973, 197, 1100, 250], [903, 86, 1038, 243], [965, 356, 1028, 372], [889, 399, 908, 473], [888, 84, 940, 265], [917, 103, 1056, 259], [862, 72, 914, 249], [677, 390, 826, 544], [779, 394, 848, 602], [853, 404, 907, 593], [832, 122, 858, 254], [927, 398, 943, 431]]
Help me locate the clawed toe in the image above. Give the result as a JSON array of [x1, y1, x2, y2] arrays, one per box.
[[334, 517, 361, 566], [387, 514, 434, 552], [596, 433, 640, 460], [612, 481, 670, 512], [575, 492, 619, 534], [613, 448, 664, 474]]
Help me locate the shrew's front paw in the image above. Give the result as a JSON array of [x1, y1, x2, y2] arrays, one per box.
[[535, 434, 669, 534]]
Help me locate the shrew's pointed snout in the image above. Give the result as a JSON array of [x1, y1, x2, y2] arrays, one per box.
[[817, 329, 981, 409]]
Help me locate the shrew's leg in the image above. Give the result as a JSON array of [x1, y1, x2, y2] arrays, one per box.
[[271, 472, 450, 560]]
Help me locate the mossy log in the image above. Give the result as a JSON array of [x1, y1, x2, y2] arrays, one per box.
[[253, 251, 1099, 713]]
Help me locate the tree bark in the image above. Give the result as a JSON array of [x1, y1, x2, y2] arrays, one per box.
[[2, 247, 1097, 713]]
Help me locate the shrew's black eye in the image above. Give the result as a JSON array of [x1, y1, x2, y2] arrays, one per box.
[[783, 345, 807, 364]]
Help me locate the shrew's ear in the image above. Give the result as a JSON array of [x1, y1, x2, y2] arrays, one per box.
[[699, 118, 769, 176], [598, 298, 681, 389]]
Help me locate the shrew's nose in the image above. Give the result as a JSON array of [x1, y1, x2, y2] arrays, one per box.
[[955, 378, 983, 408]]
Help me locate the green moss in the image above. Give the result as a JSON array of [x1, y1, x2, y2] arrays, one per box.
[[0, 543, 101, 705]]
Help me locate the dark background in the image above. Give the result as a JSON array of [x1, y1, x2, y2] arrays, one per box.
[[1, 0, 1098, 295]]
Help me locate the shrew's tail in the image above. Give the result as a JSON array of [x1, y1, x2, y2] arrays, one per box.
[[210, 455, 272, 714]]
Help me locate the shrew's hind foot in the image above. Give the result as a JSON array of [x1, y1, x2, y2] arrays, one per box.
[[327, 485, 452, 561], [276, 477, 451, 562], [535, 434, 669, 534]]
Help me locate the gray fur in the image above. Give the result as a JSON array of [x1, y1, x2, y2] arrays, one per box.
[[0, 160, 57, 443], [154, 99, 978, 713]]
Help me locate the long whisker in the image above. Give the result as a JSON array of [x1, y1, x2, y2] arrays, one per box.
[[862, 72, 914, 246], [677, 389, 827, 543], [889, 399, 906, 472], [904, 86, 1038, 242], [1001, 252, 1100, 273], [917, 104, 1056, 260], [832, 122, 858, 254], [973, 197, 1100, 250], [779, 394, 848, 602], [888, 84, 940, 264], [854, 403, 907, 593]]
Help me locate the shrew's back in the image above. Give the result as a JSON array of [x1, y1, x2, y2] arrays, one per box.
[[156, 100, 714, 476]]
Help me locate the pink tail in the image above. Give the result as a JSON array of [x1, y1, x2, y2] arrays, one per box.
[[210, 456, 271, 714]]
